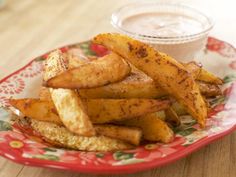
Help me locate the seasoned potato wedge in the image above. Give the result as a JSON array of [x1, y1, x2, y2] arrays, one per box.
[[95, 125, 142, 145], [10, 98, 170, 124], [198, 81, 222, 97], [20, 118, 133, 152], [67, 57, 221, 99], [66, 53, 87, 68], [79, 65, 165, 99], [85, 98, 170, 123], [39, 86, 51, 101], [93, 33, 207, 127], [43, 50, 95, 136], [79, 71, 221, 99], [117, 112, 174, 143], [184, 61, 223, 85], [46, 52, 131, 89], [9, 99, 62, 125], [11, 100, 141, 146]]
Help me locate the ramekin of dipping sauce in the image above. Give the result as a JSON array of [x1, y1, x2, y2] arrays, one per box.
[[111, 3, 214, 62]]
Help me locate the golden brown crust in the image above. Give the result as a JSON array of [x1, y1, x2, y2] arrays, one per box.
[[93, 33, 207, 127], [29, 119, 133, 152], [46, 52, 131, 89], [43, 50, 95, 136]]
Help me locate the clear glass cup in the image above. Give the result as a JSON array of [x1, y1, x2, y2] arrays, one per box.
[[111, 2, 214, 62]]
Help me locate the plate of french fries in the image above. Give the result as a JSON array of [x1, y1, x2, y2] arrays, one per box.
[[0, 34, 235, 174]]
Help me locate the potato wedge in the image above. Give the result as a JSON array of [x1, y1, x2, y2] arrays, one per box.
[[10, 98, 170, 124], [43, 50, 95, 136], [11, 99, 142, 146], [46, 52, 131, 89], [198, 81, 222, 97], [66, 53, 87, 68], [184, 61, 223, 85], [93, 33, 207, 127], [9, 98, 62, 125], [39, 86, 51, 101], [79, 69, 221, 99], [67, 56, 221, 99], [95, 125, 142, 145], [85, 98, 170, 123], [117, 112, 174, 143], [79, 65, 165, 98], [18, 118, 133, 152]]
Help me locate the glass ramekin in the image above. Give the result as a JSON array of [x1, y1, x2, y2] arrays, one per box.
[[111, 2, 214, 62]]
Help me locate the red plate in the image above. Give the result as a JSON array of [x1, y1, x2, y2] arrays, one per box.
[[0, 37, 235, 174]]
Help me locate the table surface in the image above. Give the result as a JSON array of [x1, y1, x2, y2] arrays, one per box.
[[0, 0, 235, 177]]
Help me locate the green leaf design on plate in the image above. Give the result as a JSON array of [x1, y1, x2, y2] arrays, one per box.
[[33, 154, 59, 161], [113, 151, 134, 161], [43, 147, 57, 152], [223, 74, 236, 83], [209, 96, 226, 106], [96, 153, 105, 158], [177, 127, 197, 136], [0, 120, 12, 131], [80, 41, 96, 56]]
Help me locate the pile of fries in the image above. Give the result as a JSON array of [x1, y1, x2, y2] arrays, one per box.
[[10, 33, 223, 152]]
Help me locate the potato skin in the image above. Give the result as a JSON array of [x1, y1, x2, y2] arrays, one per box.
[[93, 33, 207, 127], [46, 52, 131, 89]]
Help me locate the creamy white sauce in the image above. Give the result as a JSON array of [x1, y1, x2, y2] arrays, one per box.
[[121, 12, 204, 37]]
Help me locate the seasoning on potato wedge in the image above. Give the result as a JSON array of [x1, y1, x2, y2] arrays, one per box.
[[43, 50, 95, 136], [10, 98, 170, 124], [93, 33, 208, 127], [116, 112, 174, 143], [46, 52, 131, 89], [10, 33, 223, 152]]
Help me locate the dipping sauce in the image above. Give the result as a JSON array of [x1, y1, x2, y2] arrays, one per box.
[[111, 3, 213, 61], [121, 13, 204, 37]]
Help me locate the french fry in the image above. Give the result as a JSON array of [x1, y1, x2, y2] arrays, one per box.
[[117, 112, 174, 143], [43, 50, 95, 136], [95, 125, 142, 145], [93, 33, 207, 127], [46, 52, 131, 89], [10, 98, 170, 124], [24, 118, 133, 151]]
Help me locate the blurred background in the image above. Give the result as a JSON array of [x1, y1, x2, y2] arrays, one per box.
[[0, 0, 235, 77]]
